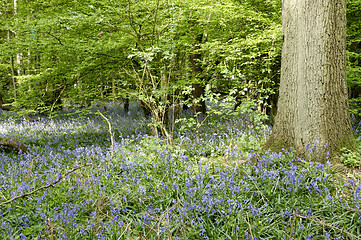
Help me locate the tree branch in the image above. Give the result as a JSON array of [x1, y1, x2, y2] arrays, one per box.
[[0, 137, 27, 153], [0, 164, 92, 207]]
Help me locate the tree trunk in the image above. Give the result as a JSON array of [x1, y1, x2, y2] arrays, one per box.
[[191, 83, 206, 114], [13, 0, 24, 77], [140, 101, 152, 118], [7, 30, 17, 101], [124, 98, 129, 112], [264, 0, 355, 162], [190, 33, 206, 114]]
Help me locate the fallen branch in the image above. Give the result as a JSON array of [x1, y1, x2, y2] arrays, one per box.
[[0, 105, 13, 111], [22, 115, 40, 122], [252, 180, 267, 205], [119, 221, 133, 239], [0, 163, 92, 207], [246, 212, 254, 239], [0, 137, 27, 153], [289, 210, 298, 240]]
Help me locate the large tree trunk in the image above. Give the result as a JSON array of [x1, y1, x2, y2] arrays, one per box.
[[264, 0, 355, 162]]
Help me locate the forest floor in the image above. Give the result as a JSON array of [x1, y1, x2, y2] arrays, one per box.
[[0, 102, 361, 239]]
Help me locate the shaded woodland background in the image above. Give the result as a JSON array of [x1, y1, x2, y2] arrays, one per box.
[[0, 0, 359, 122]]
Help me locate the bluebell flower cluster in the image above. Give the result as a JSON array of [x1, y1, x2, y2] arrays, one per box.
[[0, 103, 360, 239]]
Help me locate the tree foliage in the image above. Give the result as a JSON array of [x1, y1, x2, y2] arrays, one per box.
[[0, 0, 281, 113], [347, 0, 361, 117], [0, 0, 359, 120]]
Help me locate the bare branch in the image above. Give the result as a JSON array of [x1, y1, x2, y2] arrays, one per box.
[[98, 111, 114, 166], [0, 164, 92, 207]]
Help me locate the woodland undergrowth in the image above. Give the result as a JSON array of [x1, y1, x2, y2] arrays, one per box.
[[0, 102, 361, 240]]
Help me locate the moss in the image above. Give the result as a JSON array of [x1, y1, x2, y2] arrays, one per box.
[[328, 134, 359, 164], [263, 131, 358, 164], [265, 139, 290, 153], [334, 134, 357, 155]]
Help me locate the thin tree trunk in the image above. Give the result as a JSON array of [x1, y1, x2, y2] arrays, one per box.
[[7, 30, 17, 100], [16, 52, 23, 76], [191, 83, 206, 114], [13, 0, 24, 77], [264, 0, 355, 162], [124, 98, 129, 112], [190, 33, 206, 114]]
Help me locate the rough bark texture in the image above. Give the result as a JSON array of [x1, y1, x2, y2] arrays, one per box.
[[264, 0, 355, 162]]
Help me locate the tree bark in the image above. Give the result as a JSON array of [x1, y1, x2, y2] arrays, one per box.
[[264, 0, 355, 162]]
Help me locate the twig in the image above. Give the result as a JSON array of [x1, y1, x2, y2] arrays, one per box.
[[45, 217, 55, 240], [49, 86, 66, 114], [246, 211, 254, 239], [145, 198, 182, 237], [252, 181, 267, 205], [118, 221, 132, 239], [39, 118, 54, 132], [26, 156, 37, 180], [192, 114, 209, 137], [289, 210, 298, 240], [0, 164, 92, 207], [239, 164, 267, 205], [341, 205, 361, 213], [98, 110, 114, 166], [37, 86, 65, 132], [296, 215, 361, 240], [0, 191, 6, 200], [98, 21, 136, 37]]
